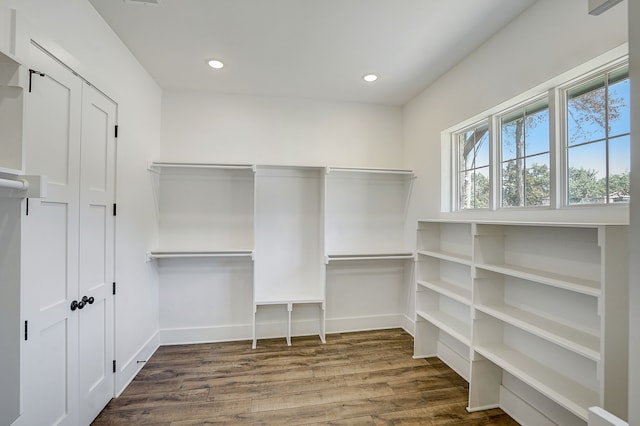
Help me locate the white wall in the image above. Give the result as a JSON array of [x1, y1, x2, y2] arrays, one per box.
[[627, 0, 639, 423], [159, 90, 406, 342], [403, 0, 628, 323], [161, 90, 403, 168], [403, 0, 628, 224], [403, 0, 630, 422], [2, 0, 162, 395]]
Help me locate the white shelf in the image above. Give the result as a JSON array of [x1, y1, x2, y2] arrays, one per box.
[[416, 309, 471, 346], [326, 166, 414, 176], [0, 166, 22, 176], [327, 252, 414, 262], [415, 220, 628, 423], [416, 249, 472, 266], [475, 303, 600, 361], [475, 262, 600, 297], [148, 161, 255, 171], [475, 344, 598, 421], [148, 249, 253, 259], [416, 279, 471, 306], [254, 299, 325, 306]]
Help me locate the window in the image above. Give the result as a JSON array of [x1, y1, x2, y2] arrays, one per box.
[[500, 98, 550, 207], [457, 123, 490, 209], [449, 56, 629, 212], [566, 66, 630, 204]]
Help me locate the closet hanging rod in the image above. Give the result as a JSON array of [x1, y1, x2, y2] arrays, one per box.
[[0, 177, 28, 191], [148, 162, 254, 171], [327, 167, 414, 175]]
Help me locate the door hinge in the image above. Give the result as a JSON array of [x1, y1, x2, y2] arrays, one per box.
[[25, 198, 29, 215], [114, 125, 119, 138], [112, 282, 116, 295], [24, 320, 28, 341], [113, 203, 117, 216], [113, 360, 116, 373], [28, 69, 45, 93]]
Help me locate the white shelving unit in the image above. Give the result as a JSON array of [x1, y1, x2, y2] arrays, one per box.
[[0, 49, 24, 175], [253, 165, 325, 348], [148, 162, 415, 348], [324, 167, 414, 334], [325, 167, 413, 257], [0, 47, 26, 426], [148, 162, 256, 345], [414, 220, 629, 425], [414, 221, 473, 380], [148, 162, 255, 253]]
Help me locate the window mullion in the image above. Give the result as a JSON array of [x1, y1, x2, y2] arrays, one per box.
[[604, 73, 611, 203], [549, 87, 562, 209], [490, 115, 500, 210]]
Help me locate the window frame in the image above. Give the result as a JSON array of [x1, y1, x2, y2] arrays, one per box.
[[559, 62, 630, 207], [447, 51, 629, 214], [496, 94, 553, 209], [453, 120, 492, 211]]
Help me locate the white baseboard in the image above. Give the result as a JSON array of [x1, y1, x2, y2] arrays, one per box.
[[500, 385, 558, 426], [588, 407, 628, 426], [115, 330, 160, 396], [401, 314, 415, 336], [160, 324, 252, 345], [437, 341, 470, 382], [325, 313, 405, 333], [158, 314, 410, 347]]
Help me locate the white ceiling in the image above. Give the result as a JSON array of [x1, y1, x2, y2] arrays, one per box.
[[89, 0, 537, 106]]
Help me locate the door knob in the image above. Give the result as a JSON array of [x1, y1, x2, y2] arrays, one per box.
[[70, 299, 86, 310], [71, 296, 94, 311]]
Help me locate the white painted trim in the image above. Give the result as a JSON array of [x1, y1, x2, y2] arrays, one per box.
[[500, 385, 558, 426], [158, 314, 409, 347], [160, 324, 253, 346], [437, 341, 470, 382], [401, 314, 415, 337], [325, 314, 405, 334], [115, 331, 160, 397], [588, 407, 628, 426]]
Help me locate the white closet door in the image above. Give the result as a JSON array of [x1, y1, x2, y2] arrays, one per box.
[[21, 43, 82, 426], [77, 83, 116, 425]]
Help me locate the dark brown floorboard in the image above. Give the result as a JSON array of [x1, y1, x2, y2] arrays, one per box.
[[92, 329, 519, 425]]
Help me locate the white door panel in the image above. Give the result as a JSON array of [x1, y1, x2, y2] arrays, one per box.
[[20, 44, 117, 426], [35, 318, 73, 426], [21, 42, 82, 426], [78, 83, 116, 426]]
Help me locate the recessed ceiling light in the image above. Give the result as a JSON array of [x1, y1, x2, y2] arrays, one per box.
[[207, 59, 224, 69], [363, 74, 378, 83]]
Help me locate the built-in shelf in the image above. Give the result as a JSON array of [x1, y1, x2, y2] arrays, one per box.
[[326, 166, 414, 176], [150, 160, 415, 350], [147, 249, 254, 260], [475, 262, 601, 297], [253, 300, 326, 349], [0, 50, 24, 175], [416, 249, 472, 266], [475, 303, 600, 361], [327, 252, 414, 262], [415, 220, 628, 424], [416, 309, 471, 346], [416, 279, 471, 306], [474, 344, 598, 421], [148, 161, 255, 171]]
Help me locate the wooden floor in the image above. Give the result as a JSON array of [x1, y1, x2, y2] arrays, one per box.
[[93, 329, 518, 425]]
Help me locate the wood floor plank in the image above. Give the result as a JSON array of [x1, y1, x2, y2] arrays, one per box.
[[93, 329, 519, 425], [250, 382, 395, 412]]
